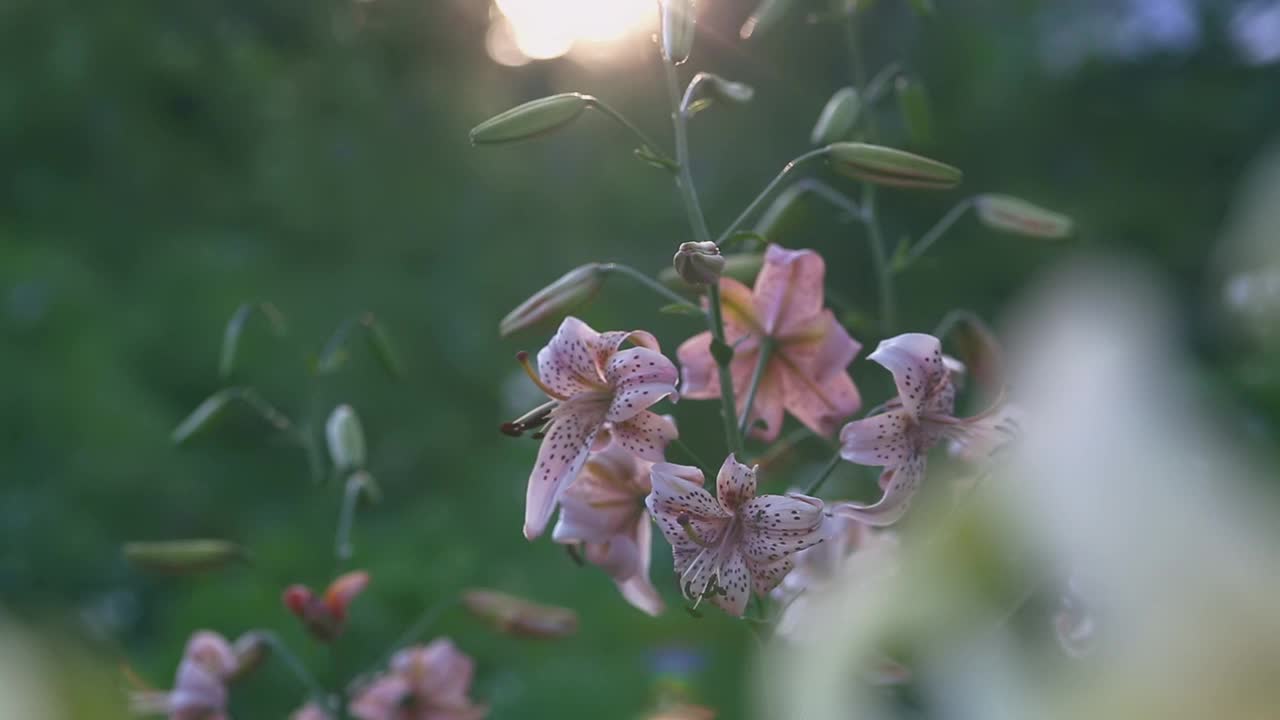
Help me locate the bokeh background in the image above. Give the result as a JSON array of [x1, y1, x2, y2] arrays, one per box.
[[2, 0, 1278, 716]]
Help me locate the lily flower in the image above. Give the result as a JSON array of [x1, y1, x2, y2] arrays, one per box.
[[130, 631, 238, 720], [283, 570, 370, 642], [349, 638, 487, 720], [289, 704, 333, 720], [552, 442, 665, 616], [837, 333, 1007, 526], [508, 316, 679, 540], [646, 456, 825, 617], [677, 244, 861, 442]]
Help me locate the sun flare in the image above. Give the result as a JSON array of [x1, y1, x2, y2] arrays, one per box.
[[487, 0, 656, 66]]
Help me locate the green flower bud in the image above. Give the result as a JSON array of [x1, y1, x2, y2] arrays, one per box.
[[661, 0, 697, 65], [811, 87, 861, 146], [499, 263, 605, 337], [740, 0, 796, 39], [827, 142, 962, 190], [974, 194, 1074, 239], [123, 539, 248, 575], [672, 241, 726, 286], [325, 404, 366, 473], [469, 93, 591, 145]]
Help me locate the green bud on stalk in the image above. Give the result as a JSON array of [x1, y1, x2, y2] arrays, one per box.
[[740, 0, 796, 39], [469, 93, 591, 145], [811, 87, 861, 146], [499, 263, 605, 337], [659, 253, 763, 289], [673, 241, 726, 285], [974, 194, 1074, 239], [661, 0, 697, 65], [123, 539, 248, 575], [325, 404, 367, 473], [827, 142, 962, 190]]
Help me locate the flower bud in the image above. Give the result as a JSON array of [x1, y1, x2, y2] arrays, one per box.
[[974, 194, 1073, 239], [123, 539, 247, 575], [462, 589, 579, 640], [659, 253, 762, 289], [672, 242, 726, 286], [660, 0, 696, 65], [469, 93, 591, 145], [704, 75, 754, 104], [827, 142, 962, 190], [227, 632, 271, 682], [499, 263, 604, 337], [740, 0, 796, 39], [811, 86, 860, 146], [325, 404, 366, 473]]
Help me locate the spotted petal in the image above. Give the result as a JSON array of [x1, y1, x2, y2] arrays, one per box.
[[741, 493, 825, 567], [715, 454, 757, 511], [835, 454, 926, 527], [868, 333, 950, 419], [604, 347, 679, 423], [708, 550, 752, 617], [753, 245, 826, 336], [536, 317, 610, 398], [611, 410, 678, 462], [524, 400, 607, 540], [647, 463, 730, 555], [746, 554, 799, 596], [839, 408, 915, 468]]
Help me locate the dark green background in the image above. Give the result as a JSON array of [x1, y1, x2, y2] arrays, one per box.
[[2, 0, 1277, 716]]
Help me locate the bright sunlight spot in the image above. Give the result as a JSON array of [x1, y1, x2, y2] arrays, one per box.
[[488, 0, 656, 66]]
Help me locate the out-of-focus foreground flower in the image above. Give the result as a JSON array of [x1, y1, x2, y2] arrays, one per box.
[[678, 244, 862, 442], [131, 631, 238, 720], [349, 638, 486, 720], [282, 570, 370, 642], [646, 455, 825, 616], [766, 262, 1280, 720]]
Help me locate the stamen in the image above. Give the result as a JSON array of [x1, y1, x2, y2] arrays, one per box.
[[564, 544, 584, 567], [516, 351, 569, 401], [500, 399, 558, 438], [678, 514, 719, 549]]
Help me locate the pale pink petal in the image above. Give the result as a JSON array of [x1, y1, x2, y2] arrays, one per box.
[[778, 311, 862, 438], [707, 550, 751, 617], [583, 535, 640, 581], [948, 403, 1024, 463], [397, 638, 475, 702], [551, 446, 645, 543], [838, 409, 915, 467], [740, 357, 787, 442], [753, 245, 826, 336], [717, 277, 761, 341], [615, 518, 664, 616], [867, 333, 949, 419], [609, 411, 678, 462], [746, 554, 798, 596], [675, 331, 720, 399], [168, 665, 227, 717], [741, 494, 826, 568], [604, 347, 679, 422], [523, 400, 607, 540], [647, 464, 731, 555], [536, 317, 609, 398], [349, 674, 410, 720], [714, 454, 757, 512], [781, 310, 862, 379], [834, 454, 926, 527]]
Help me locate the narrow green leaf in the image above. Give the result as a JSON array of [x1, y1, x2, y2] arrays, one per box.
[[171, 390, 233, 445], [123, 539, 248, 575], [362, 315, 405, 378], [659, 303, 702, 315]]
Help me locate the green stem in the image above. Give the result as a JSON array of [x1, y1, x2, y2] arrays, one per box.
[[715, 148, 830, 246], [259, 632, 329, 704], [588, 97, 674, 166], [737, 338, 775, 437], [333, 472, 367, 566], [672, 436, 713, 476], [861, 184, 896, 333], [662, 58, 742, 456], [904, 198, 975, 267], [804, 452, 844, 496], [599, 263, 702, 312]]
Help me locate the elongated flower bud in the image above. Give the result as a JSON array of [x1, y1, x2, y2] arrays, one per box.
[[470, 93, 591, 145], [123, 539, 247, 575], [228, 632, 271, 682], [462, 589, 579, 640], [499, 263, 604, 337], [811, 87, 860, 146], [740, 0, 796, 39], [326, 404, 366, 473], [673, 241, 726, 285], [974, 194, 1073, 239], [661, 0, 696, 65], [683, 73, 754, 116], [827, 142, 962, 190]]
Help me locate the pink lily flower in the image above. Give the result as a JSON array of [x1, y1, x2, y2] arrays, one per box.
[[677, 244, 862, 442], [646, 456, 825, 617], [131, 631, 238, 720], [349, 638, 487, 720], [283, 570, 370, 642], [290, 703, 334, 720], [552, 442, 665, 616], [508, 316, 679, 540], [836, 333, 1007, 526]]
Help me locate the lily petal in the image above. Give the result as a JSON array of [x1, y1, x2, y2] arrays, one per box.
[[753, 245, 826, 336], [647, 463, 730, 554], [611, 410, 678, 461], [746, 554, 799, 596], [868, 332, 949, 419], [740, 354, 787, 442], [741, 494, 825, 566], [584, 535, 640, 581], [715, 454, 757, 511], [708, 550, 752, 617], [834, 454, 926, 527], [718, 276, 762, 340], [536, 317, 611, 398], [615, 518, 664, 616], [838, 408, 915, 467], [524, 400, 607, 540], [676, 331, 719, 399], [604, 347, 679, 423]]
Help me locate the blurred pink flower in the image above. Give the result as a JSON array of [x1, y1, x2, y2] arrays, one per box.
[[552, 442, 665, 616], [130, 631, 238, 720], [512, 316, 679, 540], [677, 244, 862, 442], [349, 638, 486, 720], [837, 333, 1008, 526], [283, 570, 370, 642], [290, 703, 334, 720], [646, 456, 825, 616]]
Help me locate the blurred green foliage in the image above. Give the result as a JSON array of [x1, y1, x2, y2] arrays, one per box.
[[1, 0, 1277, 716]]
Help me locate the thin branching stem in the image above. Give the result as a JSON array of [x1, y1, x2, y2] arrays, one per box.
[[714, 148, 830, 246], [904, 197, 975, 267], [588, 97, 674, 165], [804, 452, 845, 497], [599, 262, 702, 312], [737, 337, 775, 437]]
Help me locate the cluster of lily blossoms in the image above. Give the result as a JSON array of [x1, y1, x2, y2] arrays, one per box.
[[504, 244, 1014, 618]]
